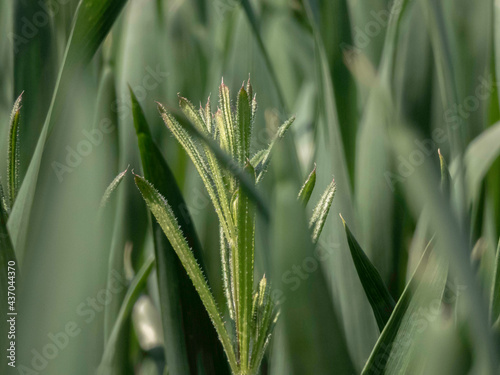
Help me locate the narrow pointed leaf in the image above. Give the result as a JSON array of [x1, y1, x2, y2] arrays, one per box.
[[220, 226, 235, 320], [341, 216, 396, 331], [7, 92, 22, 207], [237, 86, 252, 163], [438, 149, 450, 195], [309, 179, 336, 244], [99, 167, 129, 210], [0, 193, 18, 372], [98, 256, 155, 374], [134, 175, 238, 373], [464, 120, 500, 201], [219, 81, 236, 159], [361, 241, 448, 374], [298, 164, 317, 205], [490, 238, 500, 324], [179, 95, 209, 134]]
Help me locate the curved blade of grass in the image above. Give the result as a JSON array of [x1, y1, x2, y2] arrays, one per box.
[[179, 95, 209, 134], [134, 175, 238, 373], [7, 92, 22, 208], [341, 216, 396, 331], [236, 163, 255, 372], [490, 238, 500, 324], [131, 90, 230, 375], [298, 164, 317, 205], [438, 149, 451, 195], [0, 194, 18, 372], [8, 0, 129, 258], [98, 256, 154, 374], [99, 166, 129, 210], [361, 240, 446, 374], [309, 179, 336, 244], [464, 121, 500, 201]]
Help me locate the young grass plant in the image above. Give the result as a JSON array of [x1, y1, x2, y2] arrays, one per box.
[[135, 80, 285, 374], [133, 78, 338, 374]]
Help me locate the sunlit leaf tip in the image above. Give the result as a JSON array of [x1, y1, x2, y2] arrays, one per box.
[[438, 148, 450, 194], [298, 163, 317, 204], [310, 178, 336, 243], [99, 166, 129, 209]]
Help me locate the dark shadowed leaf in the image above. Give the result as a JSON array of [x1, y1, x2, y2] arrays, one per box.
[[341, 216, 396, 331]]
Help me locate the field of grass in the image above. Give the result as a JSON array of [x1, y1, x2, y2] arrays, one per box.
[[1, 0, 500, 374]]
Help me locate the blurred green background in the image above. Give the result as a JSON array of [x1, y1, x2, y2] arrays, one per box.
[[1, 0, 500, 374]]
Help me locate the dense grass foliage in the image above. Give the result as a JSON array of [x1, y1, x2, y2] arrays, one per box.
[[1, 0, 500, 374]]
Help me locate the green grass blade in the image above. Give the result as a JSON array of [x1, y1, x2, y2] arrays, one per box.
[[8, 0, 129, 257], [298, 164, 316, 205], [98, 256, 155, 374], [438, 149, 451, 195], [178, 95, 209, 134], [7, 92, 22, 208], [236, 163, 255, 371], [0, 194, 18, 372], [134, 175, 238, 373], [0, 182, 8, 215], [219, 81, 236, 160], [464, 121, 500, 201], [341, 216, 396, 331], [490, 239, 500, 324], [361, 241, 447, 374], [99, 167, 129, 210], [236, 86, 252, 164], [131, 90, 230, 375], [221, 226, 236, 320], [309, 179, 336, 244]]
